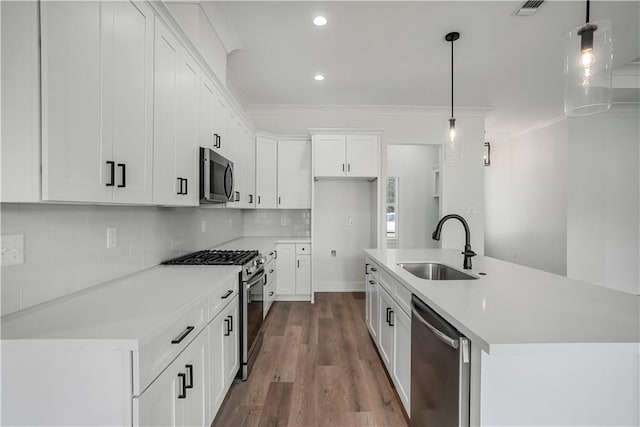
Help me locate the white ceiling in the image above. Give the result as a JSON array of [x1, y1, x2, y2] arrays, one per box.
[[220, 1, 640, 135]]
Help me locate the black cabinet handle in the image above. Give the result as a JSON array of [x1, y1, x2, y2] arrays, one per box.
[[389, 309, 394, 327], [224, 318, 230, 336], [213, 133, 219, 148], [269, 291, 274, 296], [348, 163, 351, 172], [278, 196, 281, 205], [171, 326, 194, 344], [371, 267, 377, 272], [117, 163, 126, 188], [177, 373, 187, 399], [369, 280, 375, 284], [342, 163, 345, 172], [386, 307, 392, 324], [249, 194, 253, 203], [221, 290, 233, 299], [297, 259, 300, 268], [184, 178, 188, 195], [185, 364, 193, 389], [257, 195, 261, 204], [269, 269, 274, 273], [235, 191, 240, 202], [106, 161, 115, 186], [218, 134, 222, 148], [227, 315, 233, 332], [177, 178, 183, 195]]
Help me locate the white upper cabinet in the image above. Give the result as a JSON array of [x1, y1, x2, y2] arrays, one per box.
[[277, 140, 311, 209], [153, 18, 199, 206], [199, 75, 228, 157], [255, 136, 278, 209], [244, 129, 257, 208], [313, 135, 347, 177], [226, 109, 242, 205], [232, 124, 256, 209], [41, 1, 154, 204], [313, 134, 380, 178]]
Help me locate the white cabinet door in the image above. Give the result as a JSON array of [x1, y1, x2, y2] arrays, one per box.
[[208, 308, 226, 419], [41, 1, 110, 203], [153, 19, 198, 206], [368, 278, 379, 342], [41, 1, 153, 204], [295, 255, 311, 295], [378, 286, 394, 370], [275, 244, 295, 295], [393, 306, 411, 414], [256, 136, 278, 209], [347, 135, 379, 178], [179, 330, 208, 427], [1, 0, 41, 203], [245, 130, 257, 208], [223, 296, 240, 387], [136, 350, 182, 426], [313, 135, 347, 177], [278, 140, 311, 209], [108, 0, 154, 204], [226, 110, 241, 206], [199, 76, 226, 154], [174, 51, 200, 206]]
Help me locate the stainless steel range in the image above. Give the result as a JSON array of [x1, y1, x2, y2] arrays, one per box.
[[163, 249, 265, 380]]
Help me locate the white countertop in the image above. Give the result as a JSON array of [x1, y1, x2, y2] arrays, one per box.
[[214, 236, 310, 254], [1, 265, 239, 349], [365, 249, 639, 354]]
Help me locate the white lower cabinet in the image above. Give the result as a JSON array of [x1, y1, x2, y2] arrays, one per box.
[[209, 294, 239, 418], [264, 254, 277, 317], [136, 328, 208, 427], [365, 259, 411, 416], [275, 243, 311, 300]]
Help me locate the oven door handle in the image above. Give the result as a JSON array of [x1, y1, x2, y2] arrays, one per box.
[[246, 270, 265, 290]]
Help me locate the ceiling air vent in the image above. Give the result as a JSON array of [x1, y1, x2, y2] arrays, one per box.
[[516, 0, 545, 16]]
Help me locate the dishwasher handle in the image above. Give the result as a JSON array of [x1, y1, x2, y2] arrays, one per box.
[[412, 303, 459, 350]]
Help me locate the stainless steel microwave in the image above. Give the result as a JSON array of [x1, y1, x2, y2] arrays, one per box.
[[199, 147, 234, 203]]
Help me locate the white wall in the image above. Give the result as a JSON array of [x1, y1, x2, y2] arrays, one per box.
[[243, 209, 310, 237], [0, 204, 243, 316], [313, 180, 375, 292], [248, 105, 487, 253], [485, 105, 639, 294], [566, 105, 640, 294], [386, 145, 440, 249], [485, 120, 568, 275]]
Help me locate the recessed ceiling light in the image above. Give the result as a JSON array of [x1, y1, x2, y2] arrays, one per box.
[[313, 16, 327, 26], [314, 74, 325, 81]]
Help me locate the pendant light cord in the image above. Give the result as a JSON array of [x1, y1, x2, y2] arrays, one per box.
[[586, 0, 590, 23], [450, 38, 454, 119]]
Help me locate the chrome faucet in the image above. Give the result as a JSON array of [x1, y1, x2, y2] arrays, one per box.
[[432, 214, 476, 270]]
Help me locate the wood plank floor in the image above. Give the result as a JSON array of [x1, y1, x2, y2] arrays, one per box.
[[213, 292, 409, 427]]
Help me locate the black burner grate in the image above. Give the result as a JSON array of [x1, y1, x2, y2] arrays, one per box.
[[162, 250, 258, 266]]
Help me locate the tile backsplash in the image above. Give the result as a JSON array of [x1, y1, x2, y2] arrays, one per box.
[[1, 204, 243, 316], [243, 209, 311, 237]]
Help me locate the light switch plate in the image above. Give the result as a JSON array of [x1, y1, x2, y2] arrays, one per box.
[[1, 234, 24, 266], [106, 227, 117, 249]]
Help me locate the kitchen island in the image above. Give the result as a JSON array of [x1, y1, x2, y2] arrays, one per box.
[[365, 248, 639, 426]]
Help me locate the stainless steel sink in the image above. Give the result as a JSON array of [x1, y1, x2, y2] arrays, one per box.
[[399, 262, 478, 280]]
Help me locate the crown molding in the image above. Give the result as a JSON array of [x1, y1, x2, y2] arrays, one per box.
[[246, 104, 493, 118]]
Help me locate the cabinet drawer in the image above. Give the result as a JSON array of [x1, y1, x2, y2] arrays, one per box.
[[394, 279, 411, 316], [208, 274, 239, 322], [368, 261, 381, 281], [295, 243, 311, 254], [137, 299, 207, 394], [378, 270, 392, 294]]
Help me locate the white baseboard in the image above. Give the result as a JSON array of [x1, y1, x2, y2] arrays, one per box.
[[274, 294, 311, 302], [314, 281, 364, 292]]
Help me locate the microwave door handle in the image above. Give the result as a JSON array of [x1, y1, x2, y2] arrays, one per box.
[[224, 164, 234, 201], [223, 164, 230, 200]]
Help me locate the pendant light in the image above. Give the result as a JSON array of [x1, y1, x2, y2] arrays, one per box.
[[564, 0, 613, 117], [445, 32, 462, 161]]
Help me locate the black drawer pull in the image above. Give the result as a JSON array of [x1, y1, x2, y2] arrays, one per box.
[[171, 326, 194, 344], [185, 364, 193, 389], [269, 269, 274, 273], [386, 307, 392, 324], [389, 310, 394, 327], [369, 280, 375, 284], [371, 267, 377, 272], [224, 318, 231, 336], [227, 315, 233, 332], [221, 290, 233, 299], [269, 291, 274, 296], [117, 163, 126, 188], [178, 373, 187, 399]]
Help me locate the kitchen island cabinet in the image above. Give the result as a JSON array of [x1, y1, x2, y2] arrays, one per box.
[[1, 266, 239, 426], [365, 249, 639, 426]]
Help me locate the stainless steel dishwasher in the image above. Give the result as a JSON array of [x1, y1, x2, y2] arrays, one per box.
[[411, 295, 470, 427]]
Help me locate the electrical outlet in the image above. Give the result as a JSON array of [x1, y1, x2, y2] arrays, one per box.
[[1, 234, 24, 266], [349, 217, 356, 226], [331, 250, 337, 257], [106, 227, 117, 249], [281, 218, 287, 226]]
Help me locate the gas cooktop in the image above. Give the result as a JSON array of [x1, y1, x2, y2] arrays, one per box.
[[162, 250, 259, 266]]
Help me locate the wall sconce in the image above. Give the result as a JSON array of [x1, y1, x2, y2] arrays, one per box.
[[484, 142, 491, 166]]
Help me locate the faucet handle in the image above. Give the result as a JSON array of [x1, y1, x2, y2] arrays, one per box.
[[462, 249, 476, 257]]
